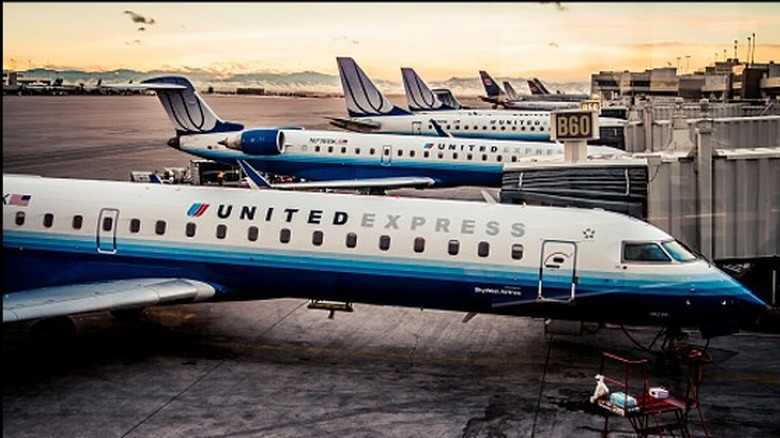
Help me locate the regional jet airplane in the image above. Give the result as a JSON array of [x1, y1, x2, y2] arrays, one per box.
[[3, 174, 768, 344], [329, 58, 626, 148], [127, 76, 621, 192], [528, 77, 590, 101], [479, 70, 580, 111]]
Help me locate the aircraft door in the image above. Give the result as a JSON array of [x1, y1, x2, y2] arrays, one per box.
[[97, 208, 119, 254], [412, 121, 422, 134], [538, 240, 577, 302], [381, 145, 392, 165]]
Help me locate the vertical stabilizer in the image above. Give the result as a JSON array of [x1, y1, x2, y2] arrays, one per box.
[[479, 70, 505, 98], [530, 77, 551, 95], [141, 76, 244, 135], [401, 67, 455, 112], [503, 81, 521, 101], [336, 57, 411, 117]]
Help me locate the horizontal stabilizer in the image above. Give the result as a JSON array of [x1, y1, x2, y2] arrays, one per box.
[[326, 116, 382, 133]]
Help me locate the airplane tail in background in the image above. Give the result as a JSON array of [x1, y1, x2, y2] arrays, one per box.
[[503, 81, 521, 101], [479, 70, 505, 99], [528, 77, 551, 95], [336, 57, 411, 117], [401, 67, 457, 112], [140, 76, 244, 135]]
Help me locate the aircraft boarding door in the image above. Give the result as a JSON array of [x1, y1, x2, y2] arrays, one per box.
[[412, 121, 422, 134], [381, 145, 392, 165], [538, 240, 577, 302], [97, 208, 119, 254]]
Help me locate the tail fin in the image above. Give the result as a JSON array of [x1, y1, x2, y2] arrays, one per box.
[[336, 57, 411, 117], [529, 78, 551, 95], [479, 70, 505, 98], [401, 67, 456, 112], [503, 81, 521, 101], [432, 89, 466, 110], [140, 76, 244, 135]]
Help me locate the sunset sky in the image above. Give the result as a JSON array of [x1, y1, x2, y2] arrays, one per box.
[[3, 2, 779, 82]]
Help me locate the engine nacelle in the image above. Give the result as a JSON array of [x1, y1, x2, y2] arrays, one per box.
[[224, 129, 285, 155]]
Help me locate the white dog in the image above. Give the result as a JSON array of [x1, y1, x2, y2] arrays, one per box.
[[590, 374, 610, 403]]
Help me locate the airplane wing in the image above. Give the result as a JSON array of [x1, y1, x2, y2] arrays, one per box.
[[326, 116, 382, 133], [3, 278, 217, 323], [238, 160, 435, 191]]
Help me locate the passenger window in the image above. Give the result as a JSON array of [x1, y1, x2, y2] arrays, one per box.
[[102, 216, 113, 232], [478, 241, 490, 257], [355, 148, 360, 155], [370, 148, 376, 155], [341, 147, 347, 153], [186, 222, 197, 238], [379, 235, 391, 251], [130, 218, 141, 233], [247, 226, 259, 241], [280, 228, 291, 243], [623, 242, 671, 262], [312, 230, 324, 246], [448, 239, 460, 256], [328, 146, 333, 153], [346, 232, 357, 248], [414, 237, 425, 253], [72, 215, 83, 230], [216, 224, 227, 239], [315, 146, 321, 153], [424, 151, 430, 158], [43, 213, 54, 228], [155, 220, 166, 235], [511, 244, 524, 260], [409, 150, 416, 157], [15, 211, 25, 226]]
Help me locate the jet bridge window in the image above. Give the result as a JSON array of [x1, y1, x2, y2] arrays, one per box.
[[43, 213, 54, 228], [15, 211, 25, 226], [622, 242, 671, 262], [186, 222, 197, 238], [130, 218, 141, 233], [155, 220, 166, 236], [72, 215, 83, 230]]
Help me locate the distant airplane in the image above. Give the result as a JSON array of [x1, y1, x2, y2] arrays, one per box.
[[123, 75, 622, 192], [330, 57, 626, 148], [4, 173, 767, 343], [528, 77, 590, 101], [478, 70, 580, 110]]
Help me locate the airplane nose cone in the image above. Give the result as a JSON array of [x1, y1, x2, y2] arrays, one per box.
[[167, 136, 180, 149]]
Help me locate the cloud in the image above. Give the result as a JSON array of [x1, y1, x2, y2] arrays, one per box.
[[549, 42, 559, 49], [123, 10, 156, 26]]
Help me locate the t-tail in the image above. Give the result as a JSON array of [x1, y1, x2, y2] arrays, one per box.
[[336, 57, 411, 117], [401, 67, 456, 112], [528, 77, 551, 95], [140, 76, 244, 136], [503, 81, 521, 101]]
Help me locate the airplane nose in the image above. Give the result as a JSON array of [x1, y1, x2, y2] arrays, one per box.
[[167, 136, 180, 149]]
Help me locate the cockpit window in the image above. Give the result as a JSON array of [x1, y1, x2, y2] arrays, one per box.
[[623, 242, 671, 262], [661, 240, 698, 262]]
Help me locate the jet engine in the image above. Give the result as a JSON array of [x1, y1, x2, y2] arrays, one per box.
[[223, 129, 286, 155]]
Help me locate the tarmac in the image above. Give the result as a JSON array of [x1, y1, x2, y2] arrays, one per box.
[[3, 95, 780, 437]]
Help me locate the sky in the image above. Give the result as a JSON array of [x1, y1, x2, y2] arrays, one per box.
[[3, 2, 779, 83]]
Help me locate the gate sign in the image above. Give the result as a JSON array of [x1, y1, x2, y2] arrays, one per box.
[[550, 110, 599, 141], [579, 100, 601, 113]]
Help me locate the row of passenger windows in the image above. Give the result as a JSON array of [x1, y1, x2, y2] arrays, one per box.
[[309, 146, 555, 161], [13, 212, 524, 260]]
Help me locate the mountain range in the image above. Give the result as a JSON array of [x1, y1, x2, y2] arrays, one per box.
[[3, 67, 590, 97]]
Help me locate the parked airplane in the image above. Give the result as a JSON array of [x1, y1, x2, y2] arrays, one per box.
[[125, 75, 622, 192], [330, 58, 626, 148], [479, 70, 580, 110], [3, 173, 768, 344], [528, 77, 590, 101]]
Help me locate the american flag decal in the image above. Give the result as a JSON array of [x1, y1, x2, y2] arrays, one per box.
[[8, 194, 31, 206], [187, 203, 209, 217]]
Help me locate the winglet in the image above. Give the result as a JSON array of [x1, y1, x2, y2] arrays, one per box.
[[237, 160, 271, 190]]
